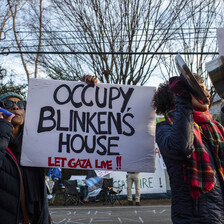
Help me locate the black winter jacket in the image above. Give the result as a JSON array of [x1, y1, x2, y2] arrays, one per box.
[[0, 119, 21, 223], [156, 96, 224, 224], [0, 119, 50, 224]]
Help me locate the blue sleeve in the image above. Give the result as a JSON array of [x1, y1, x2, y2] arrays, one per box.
[[156, 96, 195, 160]]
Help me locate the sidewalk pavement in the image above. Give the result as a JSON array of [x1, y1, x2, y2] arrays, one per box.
[[49, 198, 171, 207]]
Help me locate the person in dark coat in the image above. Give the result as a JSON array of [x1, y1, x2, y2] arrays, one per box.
[[0, 92, 51, 224], [153, 75, 224, 224], [0, 75, 97, 224], [220, 101, 224, 126], [0, 117, 22, 223]]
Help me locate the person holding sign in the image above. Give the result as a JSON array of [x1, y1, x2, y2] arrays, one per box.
[[153, 75, 224, 224], [0, 92, 51, 224], [0, 74, 97, 224]]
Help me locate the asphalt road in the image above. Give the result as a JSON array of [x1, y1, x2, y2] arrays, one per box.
[[49, 203, 172, 224]]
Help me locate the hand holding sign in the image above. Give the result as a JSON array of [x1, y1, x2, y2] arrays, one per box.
[[82, 74, 98, 85]]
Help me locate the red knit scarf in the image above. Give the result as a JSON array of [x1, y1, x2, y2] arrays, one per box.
[[165, 109, 224, 198]]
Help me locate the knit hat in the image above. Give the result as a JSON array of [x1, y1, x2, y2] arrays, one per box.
[[0, 92, 25, 102]]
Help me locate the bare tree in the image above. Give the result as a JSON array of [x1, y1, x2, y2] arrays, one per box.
[[157, 1, 224, 84], [1, 0, 223, 89], [5, 0, 44, 81], [0, 2, 10, 80], [37, 0, 196, 85], [0, 2, 11, 41], [0, 1, 27, 96], [157, 0, 224, 105]]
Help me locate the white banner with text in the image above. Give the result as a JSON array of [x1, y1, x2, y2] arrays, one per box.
[[107, 144, 167, 195], [21, 78, 156, 172]]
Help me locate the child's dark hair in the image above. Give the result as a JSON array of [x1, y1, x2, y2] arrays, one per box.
[[152, 81, 175, 115]]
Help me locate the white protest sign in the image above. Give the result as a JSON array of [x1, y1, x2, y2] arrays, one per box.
[[217, 28, 224, 55], [107, 145, 167, 195], [155, 143, 166, 170], [95, 170, 112, 177], [21, 78, 156, 172]]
